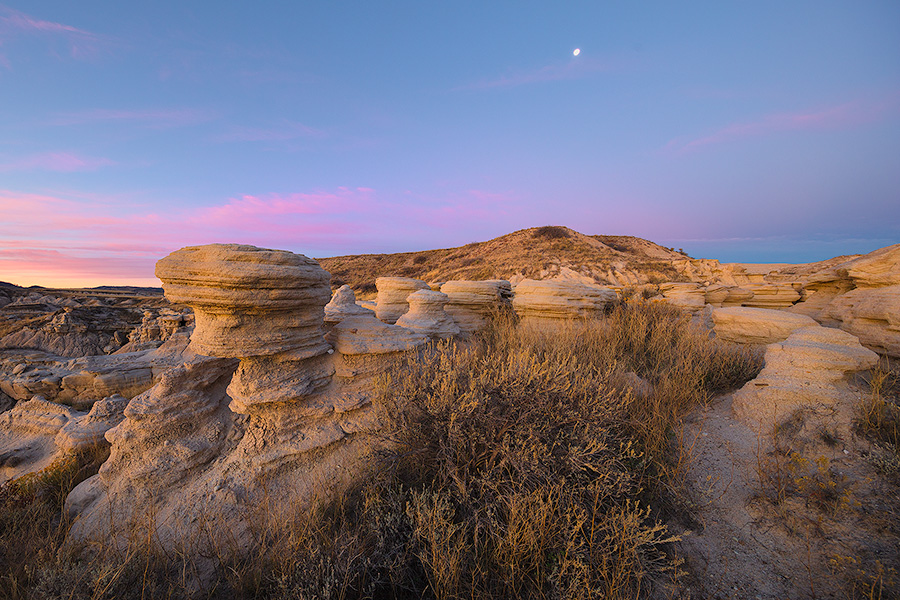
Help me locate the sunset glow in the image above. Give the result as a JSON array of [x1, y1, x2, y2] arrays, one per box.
[[0, 2, 898, 287]]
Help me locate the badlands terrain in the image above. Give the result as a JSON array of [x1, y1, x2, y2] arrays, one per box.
[[0, 226, 898, 599]]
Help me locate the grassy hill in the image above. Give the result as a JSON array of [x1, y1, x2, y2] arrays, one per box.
[[318, 226, 690, 295]]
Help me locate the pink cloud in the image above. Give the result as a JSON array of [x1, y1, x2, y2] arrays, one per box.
[[0, 5, 104, 60], [48, 108, 217, 128], [0, 186, 521, 286], [667, 93, 900, 154], [0, 152, 115, 172], [215, 120, 326, 142], [456, 56, 613, 91]]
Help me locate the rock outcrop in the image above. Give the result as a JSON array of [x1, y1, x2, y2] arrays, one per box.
[[441, 280, 513, 334], [512, 279, 617, 321], [820, 285, 900, 357], [395, 290, 460, 339], [657, 283, 706, 312], [324, 285, 371, 325], [375, 277, 429, 324], [732, 326, 879, 428], [66, 244, 419, 565], [711, 307, 818, 345]]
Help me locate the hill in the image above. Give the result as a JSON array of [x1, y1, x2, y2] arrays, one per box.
[[317, 226, 689, 295]]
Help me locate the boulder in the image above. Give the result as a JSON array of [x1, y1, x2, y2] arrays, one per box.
[[711, 307, 818, 345], [732, 326, 879, 428], [374, 277, 429, 324], [395, 290, 460, 339], [512, 279, 617, 321], [441, 280, 513, 334]]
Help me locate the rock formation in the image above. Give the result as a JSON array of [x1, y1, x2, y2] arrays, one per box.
[[512, 279, 617, 321], [395, 290, 460, 339], [0, 394, 126, 485], [711, 307, 818, 345], [731, 326, 879, 428], [657, 283, 707, 312], [820, 285, 900, 357], [324, 284, 371, 325], [441, 280, 513, 334], [375, 277, 429, 324], [66, 244, 422, 565]]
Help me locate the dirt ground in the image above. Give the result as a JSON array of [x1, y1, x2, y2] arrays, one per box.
[[672, 390, 900, 600]]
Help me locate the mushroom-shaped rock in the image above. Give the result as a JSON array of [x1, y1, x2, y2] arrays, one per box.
[[657, 283, 706, 312], [375, 277, 429, 324], [512, 279, 617, 321], [395, 290, 460, 339], [155, 244, 334, 413], [155, 244, 331, 358], [441, 280, 512, 334], [732, 326, 879, 427], [711, 307, 818, 345], [325, 285, 371, 324]]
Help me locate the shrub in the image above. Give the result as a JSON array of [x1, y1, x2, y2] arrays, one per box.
[[533, 226, 569, 240]]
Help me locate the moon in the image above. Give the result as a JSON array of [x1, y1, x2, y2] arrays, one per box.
[[573, 48, 580, 56]]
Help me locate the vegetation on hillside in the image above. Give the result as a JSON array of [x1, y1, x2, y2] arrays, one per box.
[[317, 227, 688, 295]]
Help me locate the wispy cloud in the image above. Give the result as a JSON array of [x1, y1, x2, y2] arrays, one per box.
[[0, 5, 106, 60], [214, 120, 326, 142], [456, 56, 613, 91], [0, 186, 520, 286], [666, 93, 900, 154], [47, 108, 218, 128], [0, 152, 115, 172]]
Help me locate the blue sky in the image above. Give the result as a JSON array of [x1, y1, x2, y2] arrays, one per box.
[[1, 1, 898, 286]]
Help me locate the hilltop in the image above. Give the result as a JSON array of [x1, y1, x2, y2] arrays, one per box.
[[318, 226, 690, 294]]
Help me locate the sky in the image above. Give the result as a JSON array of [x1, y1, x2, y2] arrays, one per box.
[[1, 1, 898, 287]]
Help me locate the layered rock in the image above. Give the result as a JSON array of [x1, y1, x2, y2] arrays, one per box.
[[738, 283, 801, 309], [821, 285, 900, 357], [512, 279, 617, 321], [67, 244, 414, 565], [657, 282, 706, 312], [327, 315, 427, 381], [732, 326, 879, 428], [711, 307, 818, 345], [395, 290, 460, 339], [441, 280, 513, 334], [156, 244, 334, 414], [704, 285, 755, 307], [324, 285, 371, 325], [374, 277, 429, 324], [0, 394, 126, 485]]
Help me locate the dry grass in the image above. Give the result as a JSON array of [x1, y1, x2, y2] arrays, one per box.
[[2, 302, 762, 599]]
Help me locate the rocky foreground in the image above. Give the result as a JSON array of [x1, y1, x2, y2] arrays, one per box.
[[0, 233, 898, 596]]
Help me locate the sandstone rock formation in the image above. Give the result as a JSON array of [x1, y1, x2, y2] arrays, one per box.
[[441, 280, 513, 334], [395, 290, 460, 339], [66, 244, 420, 565], [657, 282, 706, 312], [820, 285, 900, 357], [731, 326, 879, 428], [711, 307, 818, 345], [324, 284, 371, 325], [375, 277, 429, 324], [737, 283, 801, 309], [0, 394, 126, 485], [512, 279, 617, 321]]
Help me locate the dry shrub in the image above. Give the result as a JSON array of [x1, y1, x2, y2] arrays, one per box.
[[12, 302, 761, 599]]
